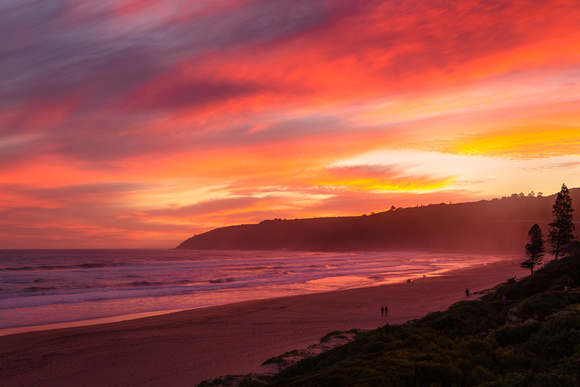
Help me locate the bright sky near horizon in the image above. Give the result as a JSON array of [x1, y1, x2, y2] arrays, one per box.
[[1, 0, 579, 248]]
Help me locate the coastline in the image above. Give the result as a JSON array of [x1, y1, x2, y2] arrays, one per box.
[[0, 309, 189, 337], [0, 256, 528, 386], [0, 252, 509, 336]]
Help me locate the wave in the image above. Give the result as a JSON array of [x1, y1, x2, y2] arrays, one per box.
[[0, 279, 251, 313], [128, 281, 163, 287], [208, 277, 235, 284], [23, 286, 57, 292], [0, 262, 127, 272], [0, 250, 513, 330]]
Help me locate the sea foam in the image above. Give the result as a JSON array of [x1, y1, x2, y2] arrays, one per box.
[[0, 249, 509, 330]]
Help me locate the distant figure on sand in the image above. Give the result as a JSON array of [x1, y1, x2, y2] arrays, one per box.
[[381, 306, 384, 316], [465, 289, 470, 298], [384, 305, 388, 316]]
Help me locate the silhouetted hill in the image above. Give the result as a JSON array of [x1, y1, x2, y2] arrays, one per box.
[[177, 188, 580, 253]]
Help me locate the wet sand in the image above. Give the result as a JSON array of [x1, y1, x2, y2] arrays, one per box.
[[0, 256, 527, 386]]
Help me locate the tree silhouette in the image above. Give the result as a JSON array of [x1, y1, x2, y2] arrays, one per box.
[[521, 224, 544, 275], [549, 183, 576, 260]]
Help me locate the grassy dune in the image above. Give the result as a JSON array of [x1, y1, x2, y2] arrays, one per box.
[[201, 251, 580, 386]]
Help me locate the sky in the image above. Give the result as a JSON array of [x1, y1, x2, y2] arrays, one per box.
[[1, 0, 579, 249]]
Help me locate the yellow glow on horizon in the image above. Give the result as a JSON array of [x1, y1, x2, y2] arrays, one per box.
[[449, 127, 580, 158], [311, 175, 457, 192], [2, 0, 580, 248]]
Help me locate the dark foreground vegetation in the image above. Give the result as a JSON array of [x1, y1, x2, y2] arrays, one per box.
[[200, 252, 580, 386]]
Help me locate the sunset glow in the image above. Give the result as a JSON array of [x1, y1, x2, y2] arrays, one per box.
[[1, 0, 579, 248]]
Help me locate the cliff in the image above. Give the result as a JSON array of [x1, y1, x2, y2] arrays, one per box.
[[176, 189, 580, 253]]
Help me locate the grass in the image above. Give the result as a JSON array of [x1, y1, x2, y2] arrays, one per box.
[[199, 252, 580, 386]]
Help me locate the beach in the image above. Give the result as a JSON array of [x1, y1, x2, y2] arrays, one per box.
[[0, 256, 528, 386]]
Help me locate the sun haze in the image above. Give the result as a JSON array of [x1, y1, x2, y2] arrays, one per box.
[[1, 0, 579, 248]]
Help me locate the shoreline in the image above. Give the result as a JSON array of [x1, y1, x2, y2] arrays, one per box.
[[0, 309, 189, 337], [0, 270, 450, 337], [0, 253, 513, 336], [0, 256, 528, 386]]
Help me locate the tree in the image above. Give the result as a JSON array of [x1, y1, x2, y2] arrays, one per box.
[[549, 183, 576, 259], [521, 224, 544, 275]]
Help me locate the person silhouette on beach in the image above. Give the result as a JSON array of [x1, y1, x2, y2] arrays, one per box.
[[384, 305, 388, 316], [381, 306, 384, 316], [465, 289, 470, 298]]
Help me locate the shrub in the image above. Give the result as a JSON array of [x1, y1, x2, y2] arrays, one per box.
[[493, 320, 541, 347], [418, 300, 505, 338], [209, 253, 580, 386], [516, 292, 567, 320]]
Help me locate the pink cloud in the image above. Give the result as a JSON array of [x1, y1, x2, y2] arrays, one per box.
[[1, 0, 580, 247]]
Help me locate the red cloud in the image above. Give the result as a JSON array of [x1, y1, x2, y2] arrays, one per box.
[[1, 0, 580, 247]]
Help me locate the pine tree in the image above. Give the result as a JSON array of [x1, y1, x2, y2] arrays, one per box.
[[549, 183, 576, 259], [521, 224, 544, 275]]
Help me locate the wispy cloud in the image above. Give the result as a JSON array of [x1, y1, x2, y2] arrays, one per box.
[[313, 165, 457, 191], [1, 0, 579, 247], [440, 126, 580, 159]]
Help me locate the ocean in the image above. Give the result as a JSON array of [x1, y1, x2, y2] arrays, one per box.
[[0, 249, 509, 334]]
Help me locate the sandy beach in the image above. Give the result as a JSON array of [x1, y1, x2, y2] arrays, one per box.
[[0, 256, 528, 386]]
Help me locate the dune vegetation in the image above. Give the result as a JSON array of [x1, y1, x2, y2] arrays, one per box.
[[200, 249, 580, 386]]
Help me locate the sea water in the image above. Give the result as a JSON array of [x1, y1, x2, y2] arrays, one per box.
[[0, 249, 508, 332]]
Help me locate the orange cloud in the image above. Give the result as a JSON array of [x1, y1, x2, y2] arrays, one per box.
[[146, 0, 580, 118], [2, 0, 580, 247], [442, 126, 580, 159], [311, 165, 457, 192]]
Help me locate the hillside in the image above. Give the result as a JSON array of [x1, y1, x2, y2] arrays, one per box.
[[200, 251, 580, 386], [177, 189, 580, 253]]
